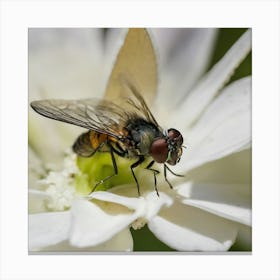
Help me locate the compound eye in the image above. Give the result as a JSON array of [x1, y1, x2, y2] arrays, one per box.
[[149, 138, 168, 163], [168, 128, 183, 146]]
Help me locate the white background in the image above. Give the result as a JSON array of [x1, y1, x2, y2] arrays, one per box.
[[0, 0, 279, 279]]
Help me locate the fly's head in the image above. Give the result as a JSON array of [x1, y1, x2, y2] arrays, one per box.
[[149, 128, 183, 166]]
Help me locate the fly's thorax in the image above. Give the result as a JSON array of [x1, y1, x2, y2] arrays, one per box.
[[135, 128, 159, 155], [124, 118, 163, 156]]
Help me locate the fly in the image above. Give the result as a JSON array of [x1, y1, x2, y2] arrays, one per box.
[[30, 80, 184, 196]]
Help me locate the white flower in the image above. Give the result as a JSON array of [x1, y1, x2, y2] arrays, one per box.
[[29, 28, 251, 251]]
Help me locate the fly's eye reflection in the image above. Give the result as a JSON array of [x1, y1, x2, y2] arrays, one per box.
[[30, 81, 185, 197]]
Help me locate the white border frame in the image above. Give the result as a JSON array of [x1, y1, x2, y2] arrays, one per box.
[[1, 1, 279, 279]]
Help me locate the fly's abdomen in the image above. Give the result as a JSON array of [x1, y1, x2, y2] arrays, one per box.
[[72, 131, 95, 157], [72, 131, 109, 157]]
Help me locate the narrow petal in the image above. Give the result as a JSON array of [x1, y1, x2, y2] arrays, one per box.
[[69, 198, 141, 248], [91, 188, 173, 220], [90, 190, 173, 215], [153, 29, 217, 77], [172, 29, 251, 128], [184, 149, 252, 185], [179, 77, 251, 172], [88, 191, 144, 211], [148, 202, 237, 251], [177, 182, 251, 225], [29, 211, 71, 250], [154, 29, 218, 116], [37, 228, 133, 252]]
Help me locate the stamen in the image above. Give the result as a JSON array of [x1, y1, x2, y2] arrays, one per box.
[[39, 150, 78, 211], [131, 217, 148, 230]]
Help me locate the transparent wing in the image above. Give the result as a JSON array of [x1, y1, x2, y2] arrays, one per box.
[[121, 78, 160, 128], [30, 84, 161, 140], [30, 98, 127, 139]]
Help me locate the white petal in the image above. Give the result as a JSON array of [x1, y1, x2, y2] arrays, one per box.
[[172, 29, 251, 128], [29, 114, 82, 167], [90, 186, 173, 220], [69, 198, 141, 248], [88, 191, 144, 211], [153, 29, 217, 77], [177, 182, 251, 225], [70, 191, 173, 247], [90, 189, 173, 220], [37, 228, 133, 252], [148, 202, 237, 251], [144, 191, 173, 220], [180, 77, 251, 172], [29, 28, 103, 56], [29, 28, 105, 101], [29, 211, 71, 250], [92, 228, 133, 251], [184, 149, 252, 185], [29, 29, 106, 164], [154, 29, 218, 116]]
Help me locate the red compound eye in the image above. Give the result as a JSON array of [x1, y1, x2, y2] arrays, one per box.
[[168, 128, 183, 146], [149, 138, 168, 163]]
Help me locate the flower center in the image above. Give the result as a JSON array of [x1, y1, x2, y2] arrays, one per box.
[[46, 183, 75, 211], [39, 151, 78, 211], [75, 153, 140, 194]]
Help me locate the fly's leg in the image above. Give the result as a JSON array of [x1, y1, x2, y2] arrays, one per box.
[[110, 143, 127, 158], [164, 164, 173, 189], [164, 164, 185, 177], [164, 164, 184, 189], [91, 143, 118, 193], [145, 160, 160, 196], [130, 155, 145, 196]]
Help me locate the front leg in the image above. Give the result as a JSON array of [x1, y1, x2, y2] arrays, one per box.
[[164, 164, 184, 189], [145, 160, 160, 196]]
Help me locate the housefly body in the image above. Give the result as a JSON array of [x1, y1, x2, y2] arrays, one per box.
[[30, 81, 184, 196]]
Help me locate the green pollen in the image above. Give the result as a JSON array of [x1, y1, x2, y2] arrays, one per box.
[[75, 153, 137, 195]]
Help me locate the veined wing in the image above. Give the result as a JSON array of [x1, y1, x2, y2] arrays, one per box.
[[30, 98, 128, 140], [30, 86, 161, 140], [121, 78, 161, 128]]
